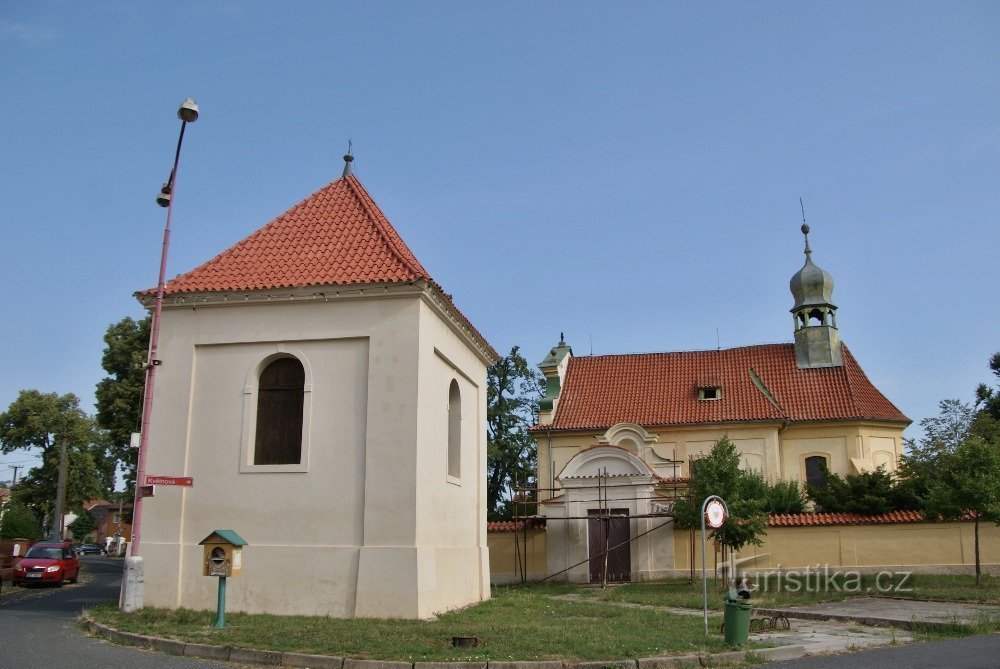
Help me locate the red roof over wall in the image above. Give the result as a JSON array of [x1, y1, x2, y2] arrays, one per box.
[[138, 174, 497, 360], [540, 343, 907, 431], [159, 176, 431, 294]]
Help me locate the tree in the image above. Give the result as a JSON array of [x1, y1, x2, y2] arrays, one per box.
[[924, 427, 1000, 586], [94, 315, 150, 495], [974, 351, 1000, 422], [0, 501, 41, 540], [0, 390, 110, 535], [68, 508, 98, 542], [673, 436, 769, 555], [486, 346, 544, 520], [902, 392, 1000, 586], [806, 464, 907, 515]]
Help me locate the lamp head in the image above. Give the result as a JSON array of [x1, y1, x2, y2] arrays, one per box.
[[177, 98, 199, 123], [156, 183, 172, 208]]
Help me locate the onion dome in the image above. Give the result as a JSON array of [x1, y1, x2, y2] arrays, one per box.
[[789, 224, 836, 311]]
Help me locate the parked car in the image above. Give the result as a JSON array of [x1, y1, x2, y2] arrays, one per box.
[[76, 544, 105, 555], [12, 541, 80, 586]]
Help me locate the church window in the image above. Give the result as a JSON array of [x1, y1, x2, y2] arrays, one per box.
[[254, 357, 305, 465], [448, 379, 461, 479], [804, 455, 828, 488]]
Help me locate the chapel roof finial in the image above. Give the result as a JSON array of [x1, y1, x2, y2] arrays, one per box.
[[342, 140, 354, 178], [800, 199, 812, 258]]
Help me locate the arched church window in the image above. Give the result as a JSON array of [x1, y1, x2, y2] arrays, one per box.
[[448, 379, 461, 479], [804, 455, 828, 488], [254, 357, 305, 465]]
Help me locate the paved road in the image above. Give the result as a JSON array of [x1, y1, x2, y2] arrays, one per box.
[[761, 632, 1000, 668], [0, 555, 231, 668]]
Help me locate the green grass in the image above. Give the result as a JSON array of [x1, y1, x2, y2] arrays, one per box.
[[585, 574, 1000, 611], [87, 584, 762, 661]]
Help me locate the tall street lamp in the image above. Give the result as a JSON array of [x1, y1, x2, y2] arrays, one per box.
[[121, 98, 199, 612]]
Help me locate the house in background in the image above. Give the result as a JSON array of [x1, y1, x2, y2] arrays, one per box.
[[87, 501, 132, 554], [138, 158, 497, 618], [533, 225, 910, 583]]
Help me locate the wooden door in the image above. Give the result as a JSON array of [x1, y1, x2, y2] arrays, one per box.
[[588, 508, 631, 583]]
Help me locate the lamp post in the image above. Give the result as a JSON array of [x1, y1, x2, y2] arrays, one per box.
[[121, 98, 198, 612]]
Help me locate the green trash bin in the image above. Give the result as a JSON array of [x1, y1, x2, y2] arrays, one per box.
[[722, 589, 752, 645]]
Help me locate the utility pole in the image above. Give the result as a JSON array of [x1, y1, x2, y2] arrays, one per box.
[[52, 437, 68, 541], [11, 465, 22, 485]]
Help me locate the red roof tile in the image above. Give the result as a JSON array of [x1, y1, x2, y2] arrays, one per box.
[[160, 176, 431, 294], [140, 174, 498, 360], [540, 343, 908, 431], [769, 511, 924, 526], [486, 520, 546, 533]]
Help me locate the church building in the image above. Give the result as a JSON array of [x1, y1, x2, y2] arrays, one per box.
[[533, 225, 910, 583], [137, 158, 497, 618]]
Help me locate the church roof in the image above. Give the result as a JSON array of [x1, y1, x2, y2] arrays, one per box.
[[537, 343, 908, 431], [145, 174, 497, 360], [159, 175, 432, 294]]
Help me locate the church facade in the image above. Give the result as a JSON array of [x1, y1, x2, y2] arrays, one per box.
[[533, 225, 910, 583], [137, 161, 497, 618]]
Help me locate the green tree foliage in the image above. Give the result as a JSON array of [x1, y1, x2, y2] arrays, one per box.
[[974, 351, 1000, 422], [764, 479, 808, 514], [0, 501, 41, 540], [805, 464, 917, 514], [925, 429, 1000, 586], [673, 436, 768, 552], [0, 390, 110, 534], [901, 381, 1000, 586], [487, 346, 544, 520], [68, 508, 98, 541], [95, 315, 150, 494]]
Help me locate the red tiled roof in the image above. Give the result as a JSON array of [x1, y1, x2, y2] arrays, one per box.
[[160, 176, 431, 294], [139, 174, 498, 360], [538, 343, 908, 431], [486, 520, 546, 533], [770, 511, 922, 526]]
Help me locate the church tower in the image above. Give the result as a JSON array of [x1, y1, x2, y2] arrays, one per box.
[[789, 224, 842, 368]]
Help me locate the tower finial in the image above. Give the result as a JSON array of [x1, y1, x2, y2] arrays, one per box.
[[342, 140, 354, 178], [799, 198, 811, 257]]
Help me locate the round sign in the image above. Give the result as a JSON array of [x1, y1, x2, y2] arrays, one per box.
[[705, 500, 726, 528]]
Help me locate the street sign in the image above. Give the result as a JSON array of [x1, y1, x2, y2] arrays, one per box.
[[705, 499, 727, 528], [145, 475, 194, 486]]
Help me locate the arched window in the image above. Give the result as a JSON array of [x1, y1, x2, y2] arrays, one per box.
[[254, 357, 305, 465], [448, 379, 461, 479], [804, 455, 828, 488]]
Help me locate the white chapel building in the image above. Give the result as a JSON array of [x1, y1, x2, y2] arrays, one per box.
[[137, 158, 497, 618]]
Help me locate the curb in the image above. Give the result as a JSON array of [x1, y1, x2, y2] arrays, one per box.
[[81, 614, 805, 668], [753, 607, 962, 631]]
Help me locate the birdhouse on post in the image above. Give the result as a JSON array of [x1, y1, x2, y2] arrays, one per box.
[[199, 530, 247, 577], [198, 530, 248, 628]]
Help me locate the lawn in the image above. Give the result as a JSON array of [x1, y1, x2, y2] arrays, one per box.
[[87, 583, 760, 662]]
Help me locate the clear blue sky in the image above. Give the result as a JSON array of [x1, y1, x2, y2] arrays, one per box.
[[2, 2, 998, 483]]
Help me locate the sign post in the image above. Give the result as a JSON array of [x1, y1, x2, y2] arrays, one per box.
[[701, 495, 729, 635]]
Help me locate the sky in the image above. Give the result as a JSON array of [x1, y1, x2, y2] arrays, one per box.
[[1, 1, 998, 484]]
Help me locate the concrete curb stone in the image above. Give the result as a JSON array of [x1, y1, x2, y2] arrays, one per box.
[[756, 645, 806, 661], [282, 651, 346, 669], [489, 663, 566, 669], [147, 636, 187, 655], [565, 661, 637, 669], [345, 660, 415, 669], [183, 641, 233, 661], [637, 654, 702, 668], [416, 663, 487, 669], [231, 647, 283, 665]]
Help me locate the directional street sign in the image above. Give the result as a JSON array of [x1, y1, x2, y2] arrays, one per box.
[[145, 475, 194, 487]]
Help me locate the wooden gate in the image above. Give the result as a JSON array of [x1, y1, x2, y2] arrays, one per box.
[[588, 508, 631, 583]]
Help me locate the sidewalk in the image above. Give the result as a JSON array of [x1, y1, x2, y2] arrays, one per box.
[[757, 597, 1000, 630]]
